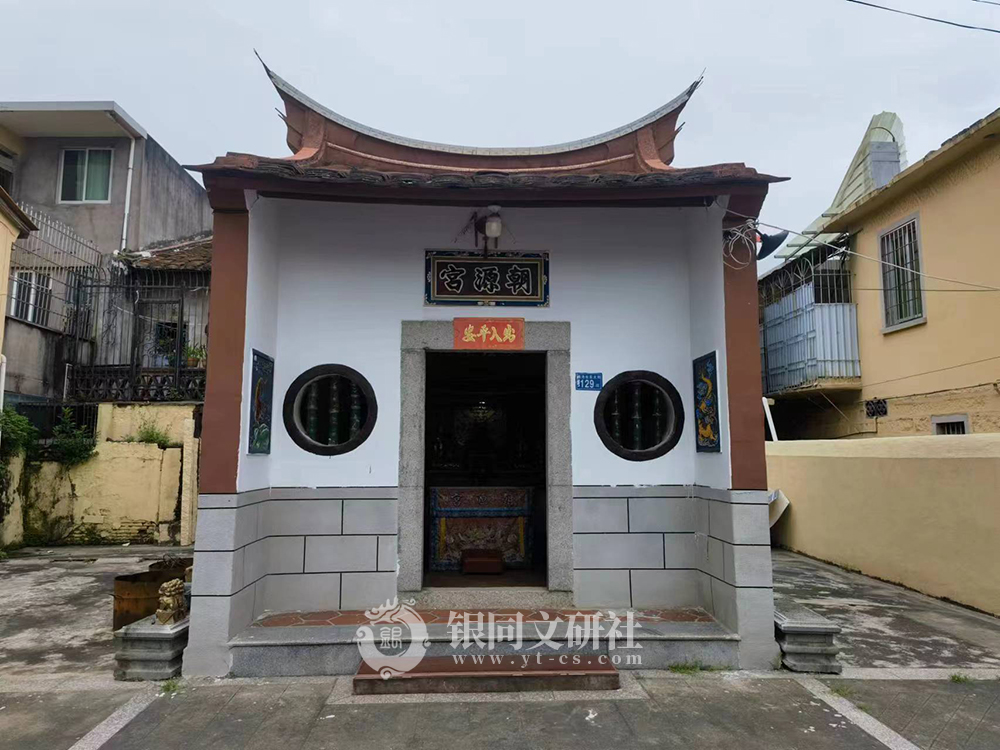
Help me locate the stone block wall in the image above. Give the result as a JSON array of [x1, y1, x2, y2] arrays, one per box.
[[189, 487, 399, 670], [572, 485, 777, 668]]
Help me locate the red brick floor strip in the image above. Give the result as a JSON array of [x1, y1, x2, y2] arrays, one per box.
[[256, 607, 712, 628]]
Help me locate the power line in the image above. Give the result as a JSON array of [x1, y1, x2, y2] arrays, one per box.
[[972, 0, 1000, 7], [851, 287, 998, 292], [722, 204, 1000, 291], [843, 0, 1000, 34], [861, 355, 1000, 389]]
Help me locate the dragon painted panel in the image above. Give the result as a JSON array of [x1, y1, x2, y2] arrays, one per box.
[[693, 351, 721, 453]]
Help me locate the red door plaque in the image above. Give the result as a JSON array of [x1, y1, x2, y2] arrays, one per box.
[[453, 318, 525, 350]]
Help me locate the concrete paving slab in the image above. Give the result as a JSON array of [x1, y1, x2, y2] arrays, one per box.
[[92, 676, 912, 748], [102, 684, 242, 750], [819, 679, 1000, 749], [0, 553, 169, 678], [634, 676, 883, 748], [0, 689, 136, 750], [773, 550, 1000, 669]]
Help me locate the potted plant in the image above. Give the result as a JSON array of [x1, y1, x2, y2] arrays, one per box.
[[184, 344, 207, 368]]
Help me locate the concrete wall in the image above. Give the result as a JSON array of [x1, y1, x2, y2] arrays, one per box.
[[95, 402, 198, 445], [134, 138, 211, 249], [0, 213, 15, 354], [3, 443, 177, 545], [771, 383, 1000, 440], [768, 435, 1000, 615], [0, 412, 200, 547], [14, 136, 133, 252], [2, 318, 77, 400], [12, 135, 210, 253], [851, 139, 1000, 407]]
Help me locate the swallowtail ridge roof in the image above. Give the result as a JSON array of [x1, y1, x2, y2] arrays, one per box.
[[191, 60, 785, 199]]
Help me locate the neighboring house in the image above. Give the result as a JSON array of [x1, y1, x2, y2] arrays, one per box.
[[69, 233, 212, 403], [0, 101, 210, 253], [761, 106, 1000, 438], [0, 187, 37, 389], [0, 102, 212, 406]]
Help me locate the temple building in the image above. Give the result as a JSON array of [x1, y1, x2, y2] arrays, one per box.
[[185, 61, 787, 677]]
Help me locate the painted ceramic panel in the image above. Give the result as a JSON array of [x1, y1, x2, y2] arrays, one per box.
[[693, 351, 721, 453], [249, 350, 275, 454]]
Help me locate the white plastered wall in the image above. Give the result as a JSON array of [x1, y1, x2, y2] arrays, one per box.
[[235, 199, 733, 492]]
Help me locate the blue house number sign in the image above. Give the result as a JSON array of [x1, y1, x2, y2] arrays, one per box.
[[575, 373, 603, 391]]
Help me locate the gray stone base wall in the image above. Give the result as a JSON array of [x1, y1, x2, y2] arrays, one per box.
[[572, 485, 778, 669], [185, 487, 398, 676]]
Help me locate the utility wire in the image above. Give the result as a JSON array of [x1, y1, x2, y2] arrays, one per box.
[[861, 355, 1000, 389], [722, 203, 1000, 291], [972, 0, 1000, 7], [843, 0, 1000, 34]]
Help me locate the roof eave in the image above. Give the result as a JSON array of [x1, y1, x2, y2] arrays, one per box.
[[0, 187, 37, 238], [826, 106, 1000, 233], [260, 58, 703, 159]]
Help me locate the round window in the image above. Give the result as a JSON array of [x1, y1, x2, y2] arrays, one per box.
[[593, 371, 684, 461], [282, 365, 377, 455]]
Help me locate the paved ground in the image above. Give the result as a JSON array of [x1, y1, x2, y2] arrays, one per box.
[[0, 551, 185, 676], [821, 678, 1000, 749], [773, 549, 1000, 669], [0, 548, 173, 749], [100, 676, 890, 750], [2, 546, 999, 748]]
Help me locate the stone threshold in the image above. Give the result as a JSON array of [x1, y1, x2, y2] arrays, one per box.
[[354, 654, 621, 695]]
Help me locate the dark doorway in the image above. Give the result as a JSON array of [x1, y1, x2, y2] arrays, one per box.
[[424, 352, 547, 587]]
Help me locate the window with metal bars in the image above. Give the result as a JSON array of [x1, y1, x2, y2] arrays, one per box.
[[282, 364, 378, 455], [879, 218, 923, 328], [933, 415, 969, 435], [593, 371, 684, 461], [10, 270, 53, 327]]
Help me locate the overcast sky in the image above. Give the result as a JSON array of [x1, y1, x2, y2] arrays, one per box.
[[3, 0, 998, 271]]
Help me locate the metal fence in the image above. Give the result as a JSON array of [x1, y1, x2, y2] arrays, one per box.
[[7, 202, 210, 403], [758, 252, 861, 396], [12, 401, 99, 441], [8, 203, 104, 334], [69, 267, 210, 402]]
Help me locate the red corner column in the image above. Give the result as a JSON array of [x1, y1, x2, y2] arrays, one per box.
[[724, 191, 769, 491], [201, 186, 250, 494]]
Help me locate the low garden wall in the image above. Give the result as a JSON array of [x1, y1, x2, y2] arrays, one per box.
[[767, 434, 1000, 616], [0, 403, 200, 549]]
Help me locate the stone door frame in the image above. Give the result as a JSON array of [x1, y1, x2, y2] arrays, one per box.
[[397, 320, 573, 593]]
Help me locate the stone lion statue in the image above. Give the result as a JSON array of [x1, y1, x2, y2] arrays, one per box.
[[155, 578, 188, 625]]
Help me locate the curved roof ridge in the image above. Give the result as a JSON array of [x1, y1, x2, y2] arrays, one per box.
[[262, 60, 702, 158]]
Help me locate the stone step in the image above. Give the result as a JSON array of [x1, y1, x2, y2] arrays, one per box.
[[354, 654, 620, 695], [228, 607, 740, 677], [404, 587, 574, 610]]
